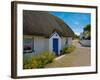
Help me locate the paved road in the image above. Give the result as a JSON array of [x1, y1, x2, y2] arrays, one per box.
[[45, 40, 91, 68]]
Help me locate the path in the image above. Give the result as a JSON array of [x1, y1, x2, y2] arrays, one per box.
[[45, 39, 91, 68]]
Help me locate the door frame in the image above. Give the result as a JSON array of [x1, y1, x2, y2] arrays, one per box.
[[49, 32, 61, 55], [53, 38, 59, 55]]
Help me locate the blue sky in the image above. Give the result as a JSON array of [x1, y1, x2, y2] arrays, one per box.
[[50, 12, 91, 35]]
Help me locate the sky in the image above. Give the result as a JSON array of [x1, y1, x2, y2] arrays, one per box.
[[50, 12, 91, 35]]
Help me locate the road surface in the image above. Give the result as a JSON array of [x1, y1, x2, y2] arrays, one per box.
[[45, 40, 91, 68]]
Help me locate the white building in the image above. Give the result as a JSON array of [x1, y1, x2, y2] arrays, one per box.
[[80, 32, 91, 47], [23, 10, 74, 56]]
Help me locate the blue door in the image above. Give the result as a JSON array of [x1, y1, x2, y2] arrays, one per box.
[[53, 38, 58, 55]]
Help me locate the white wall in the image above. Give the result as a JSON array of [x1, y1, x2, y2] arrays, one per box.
[[61, 37, 66, 49], [24, 35, 72, 55], [34, 36, 49, 53], [61, 37, 73, 49], [24, 35, 49, 54], [67, 37, 73, 46]]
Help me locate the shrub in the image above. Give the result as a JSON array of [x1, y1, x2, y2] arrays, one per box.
[[23, 51, 55, 69], [39, 51, 55, 65], [23, 56, 39, 69], [62, 45, 76, 54]]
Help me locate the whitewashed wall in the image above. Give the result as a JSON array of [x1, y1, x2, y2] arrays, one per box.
[[23, 35, 49, 54], [34, 36, 49, 54], [61, 37, 73, 49], [24, 35, 72, 55], [67, 37, 72, 46], [61, 37, 66, 49]]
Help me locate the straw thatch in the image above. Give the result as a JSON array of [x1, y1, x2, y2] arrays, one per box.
[[23, 10, 74, 37]]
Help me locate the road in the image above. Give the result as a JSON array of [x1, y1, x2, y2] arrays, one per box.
[[45, 40, 91, 68]]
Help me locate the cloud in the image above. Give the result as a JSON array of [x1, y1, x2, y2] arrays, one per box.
[[75, 32, 80, 36]]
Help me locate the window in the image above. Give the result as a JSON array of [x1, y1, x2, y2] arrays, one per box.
[[23, 38, 34, 53], [65, 38, 68, 45]]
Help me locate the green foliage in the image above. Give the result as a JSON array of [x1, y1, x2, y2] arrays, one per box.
[[73, 34, 79, 39], [84, 24, 91, 32], [83, 24, 91, 39], [62, 45, 76, 54], [23, 51, 55, 69], [38, 51, 56, 65], [23, 57, 40, 69]]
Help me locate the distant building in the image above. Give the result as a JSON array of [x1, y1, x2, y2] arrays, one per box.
[[79, 32, 91, 47]]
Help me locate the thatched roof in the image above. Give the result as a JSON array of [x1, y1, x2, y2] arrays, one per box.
[[23, 10, 74, 37]]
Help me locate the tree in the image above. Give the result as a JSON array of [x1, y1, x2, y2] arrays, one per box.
[[73, 34, 79, 39], [83, 24, 91, 32], [83, 24, 91, 39]]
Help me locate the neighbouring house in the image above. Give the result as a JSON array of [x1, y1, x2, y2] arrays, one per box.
[[23, 10, 74, 56], [80, 32, 91, 47], [79, 24, 91, 47]]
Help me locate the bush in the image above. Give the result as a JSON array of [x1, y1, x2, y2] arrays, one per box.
[[38, 51, 55, 65], [62, 45, 76, 54], [23, 57, 39, 69], [23, 51, 55, 69]]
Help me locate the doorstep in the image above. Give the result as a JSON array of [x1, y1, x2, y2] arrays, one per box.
[[54, 54, 66, 60]]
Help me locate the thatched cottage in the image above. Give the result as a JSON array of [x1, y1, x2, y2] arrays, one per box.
[[23, 10, 74, 56]]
